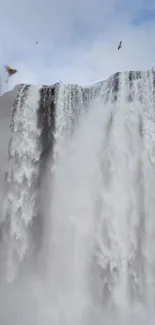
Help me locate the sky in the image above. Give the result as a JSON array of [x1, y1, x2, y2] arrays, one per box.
[[0, 0, 155, 92]]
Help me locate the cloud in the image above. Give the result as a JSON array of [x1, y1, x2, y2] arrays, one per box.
[[0, 0, 155, 92]]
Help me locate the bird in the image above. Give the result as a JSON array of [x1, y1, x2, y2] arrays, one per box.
[[4, 65, 18, 84], [118, 41, 122, 50], [5, 65, 17, 76]]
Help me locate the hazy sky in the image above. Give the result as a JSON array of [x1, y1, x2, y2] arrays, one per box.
[[0, 0, 155, 91]]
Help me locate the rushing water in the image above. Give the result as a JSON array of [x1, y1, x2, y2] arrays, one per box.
[[0, 70, 155, 324]]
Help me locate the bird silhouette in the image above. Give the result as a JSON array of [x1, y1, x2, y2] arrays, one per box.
[[118, 41, 122, 50]]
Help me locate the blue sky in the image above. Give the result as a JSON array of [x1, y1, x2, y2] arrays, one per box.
[[0, 0, 155, 92]]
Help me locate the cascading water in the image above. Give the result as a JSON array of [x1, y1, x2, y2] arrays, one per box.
[[0, 70, 155, 324], [0, 84, 42, 281]]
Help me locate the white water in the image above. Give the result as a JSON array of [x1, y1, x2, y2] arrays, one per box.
[[1, 71, 155, 324], [1, 85, 42, 281]]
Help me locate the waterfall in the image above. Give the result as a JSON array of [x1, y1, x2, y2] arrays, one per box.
[[0, 70, 155, 324]]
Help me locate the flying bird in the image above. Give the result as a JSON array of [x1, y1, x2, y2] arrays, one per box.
[[118, 41, 122, 50], [5, 65, 17, 76], [5, 65, 18, 83]]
